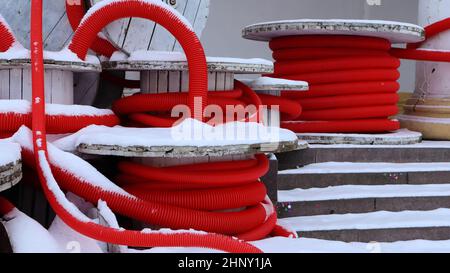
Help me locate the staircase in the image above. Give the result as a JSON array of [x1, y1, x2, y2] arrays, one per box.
[[276, 141, 450, 242]]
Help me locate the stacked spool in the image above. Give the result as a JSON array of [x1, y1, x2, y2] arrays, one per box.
[[242, 19, 426, 141], [398, 0, 450, 140], [75, 51, 302, 239]]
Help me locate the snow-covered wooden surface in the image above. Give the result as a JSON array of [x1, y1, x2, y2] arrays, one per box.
[[244, 77, 308, 92], [104, 53, 274, 74], [242, 19, 425, 44], [0, 142, 22, 193], [0, 69, 74, 103], [296, 129, 422, 145], [52, 120, 303, 157]]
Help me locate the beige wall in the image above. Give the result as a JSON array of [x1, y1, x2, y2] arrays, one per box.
[[201, 0, 419, 92]]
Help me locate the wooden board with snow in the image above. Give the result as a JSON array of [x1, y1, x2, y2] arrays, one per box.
[[296, 129, 423, 145], [53, 120, 304, 157], [0, 142, 22, 192], [0, 59, 101, 73], [104, 51, 274, 74], [243, 77, 308, 92], [242, 19, 425, 44], [0, 48, 101, 73]]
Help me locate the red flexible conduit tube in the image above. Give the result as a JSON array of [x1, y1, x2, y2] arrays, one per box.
[[30, 0, 263, 252], [270, 35, 401, 133], [271, 18, 450, 134]]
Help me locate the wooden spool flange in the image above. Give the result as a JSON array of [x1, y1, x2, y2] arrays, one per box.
[[242, 19, 425, 43], [0, 53, 101, 104]]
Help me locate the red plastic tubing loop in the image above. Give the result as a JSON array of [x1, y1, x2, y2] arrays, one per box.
[[270, 35, 401, 133], [65, 0, 117, 58], [391, 17, 450, 62], [0, 112, 119, 137], [31, 0, 262, 253], [68, 0, 208, 119], [111, 79, 296, 127]]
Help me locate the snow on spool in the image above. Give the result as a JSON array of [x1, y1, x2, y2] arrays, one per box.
[[398, 0, 450, 140], [242, 19, 425, 145], [0, 141, 21, 193], [0, 48, 101, 104]]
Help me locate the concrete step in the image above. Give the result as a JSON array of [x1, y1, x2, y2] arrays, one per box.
[[278, 162, 450, 190], [280, 209, 450, 243], [277, 141, 450, 170], [277, 184, 450, 217]]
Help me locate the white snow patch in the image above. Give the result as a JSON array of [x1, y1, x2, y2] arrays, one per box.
[[280, 209, 450, 232], [311, 140, 450, 149], [279, 161, 450, 174], [117, 50, 273, 66], [0, 100, 114, 116], [279, 184, 450, 202], [243, 77, 308, 90], [0, 44, 99, 64], [3, 208, 62, 253], [0, 140, 21, 166], [53, 119, 298, 152]]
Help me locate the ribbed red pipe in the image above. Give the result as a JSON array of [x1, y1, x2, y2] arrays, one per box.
[[0, 112, 119, 135], [392, 17, 450, 62], [0, 18, 15, 52], [65, 0, 117, 58], [268, 35, 401, 133]]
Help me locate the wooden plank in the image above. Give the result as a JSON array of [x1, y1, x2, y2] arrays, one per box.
[[215, 72, 226, 91], [157, 71, 169, 93], [168, 71, 181, 93], [123, 18, 156, 53], [22, 68, 32, 101], [224, 73, 234, 90], [78, 139, 301, 158], [0, 70, 10, 99], [174, 0, 207, 51], [9, 69, 22, 100]]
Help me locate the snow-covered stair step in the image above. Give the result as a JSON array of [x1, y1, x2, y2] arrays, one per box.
[[278, 162, 450, 190], [280, 209, 450, 242], [277, 141, 450, 170], [278, 184, 450, 217]]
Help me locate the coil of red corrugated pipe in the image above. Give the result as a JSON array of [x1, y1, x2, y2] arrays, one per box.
[[30, 0, 267, 253], [270, 18, 450, 134], [0, 19, 119, 138], [270, 35, 401, 133]]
